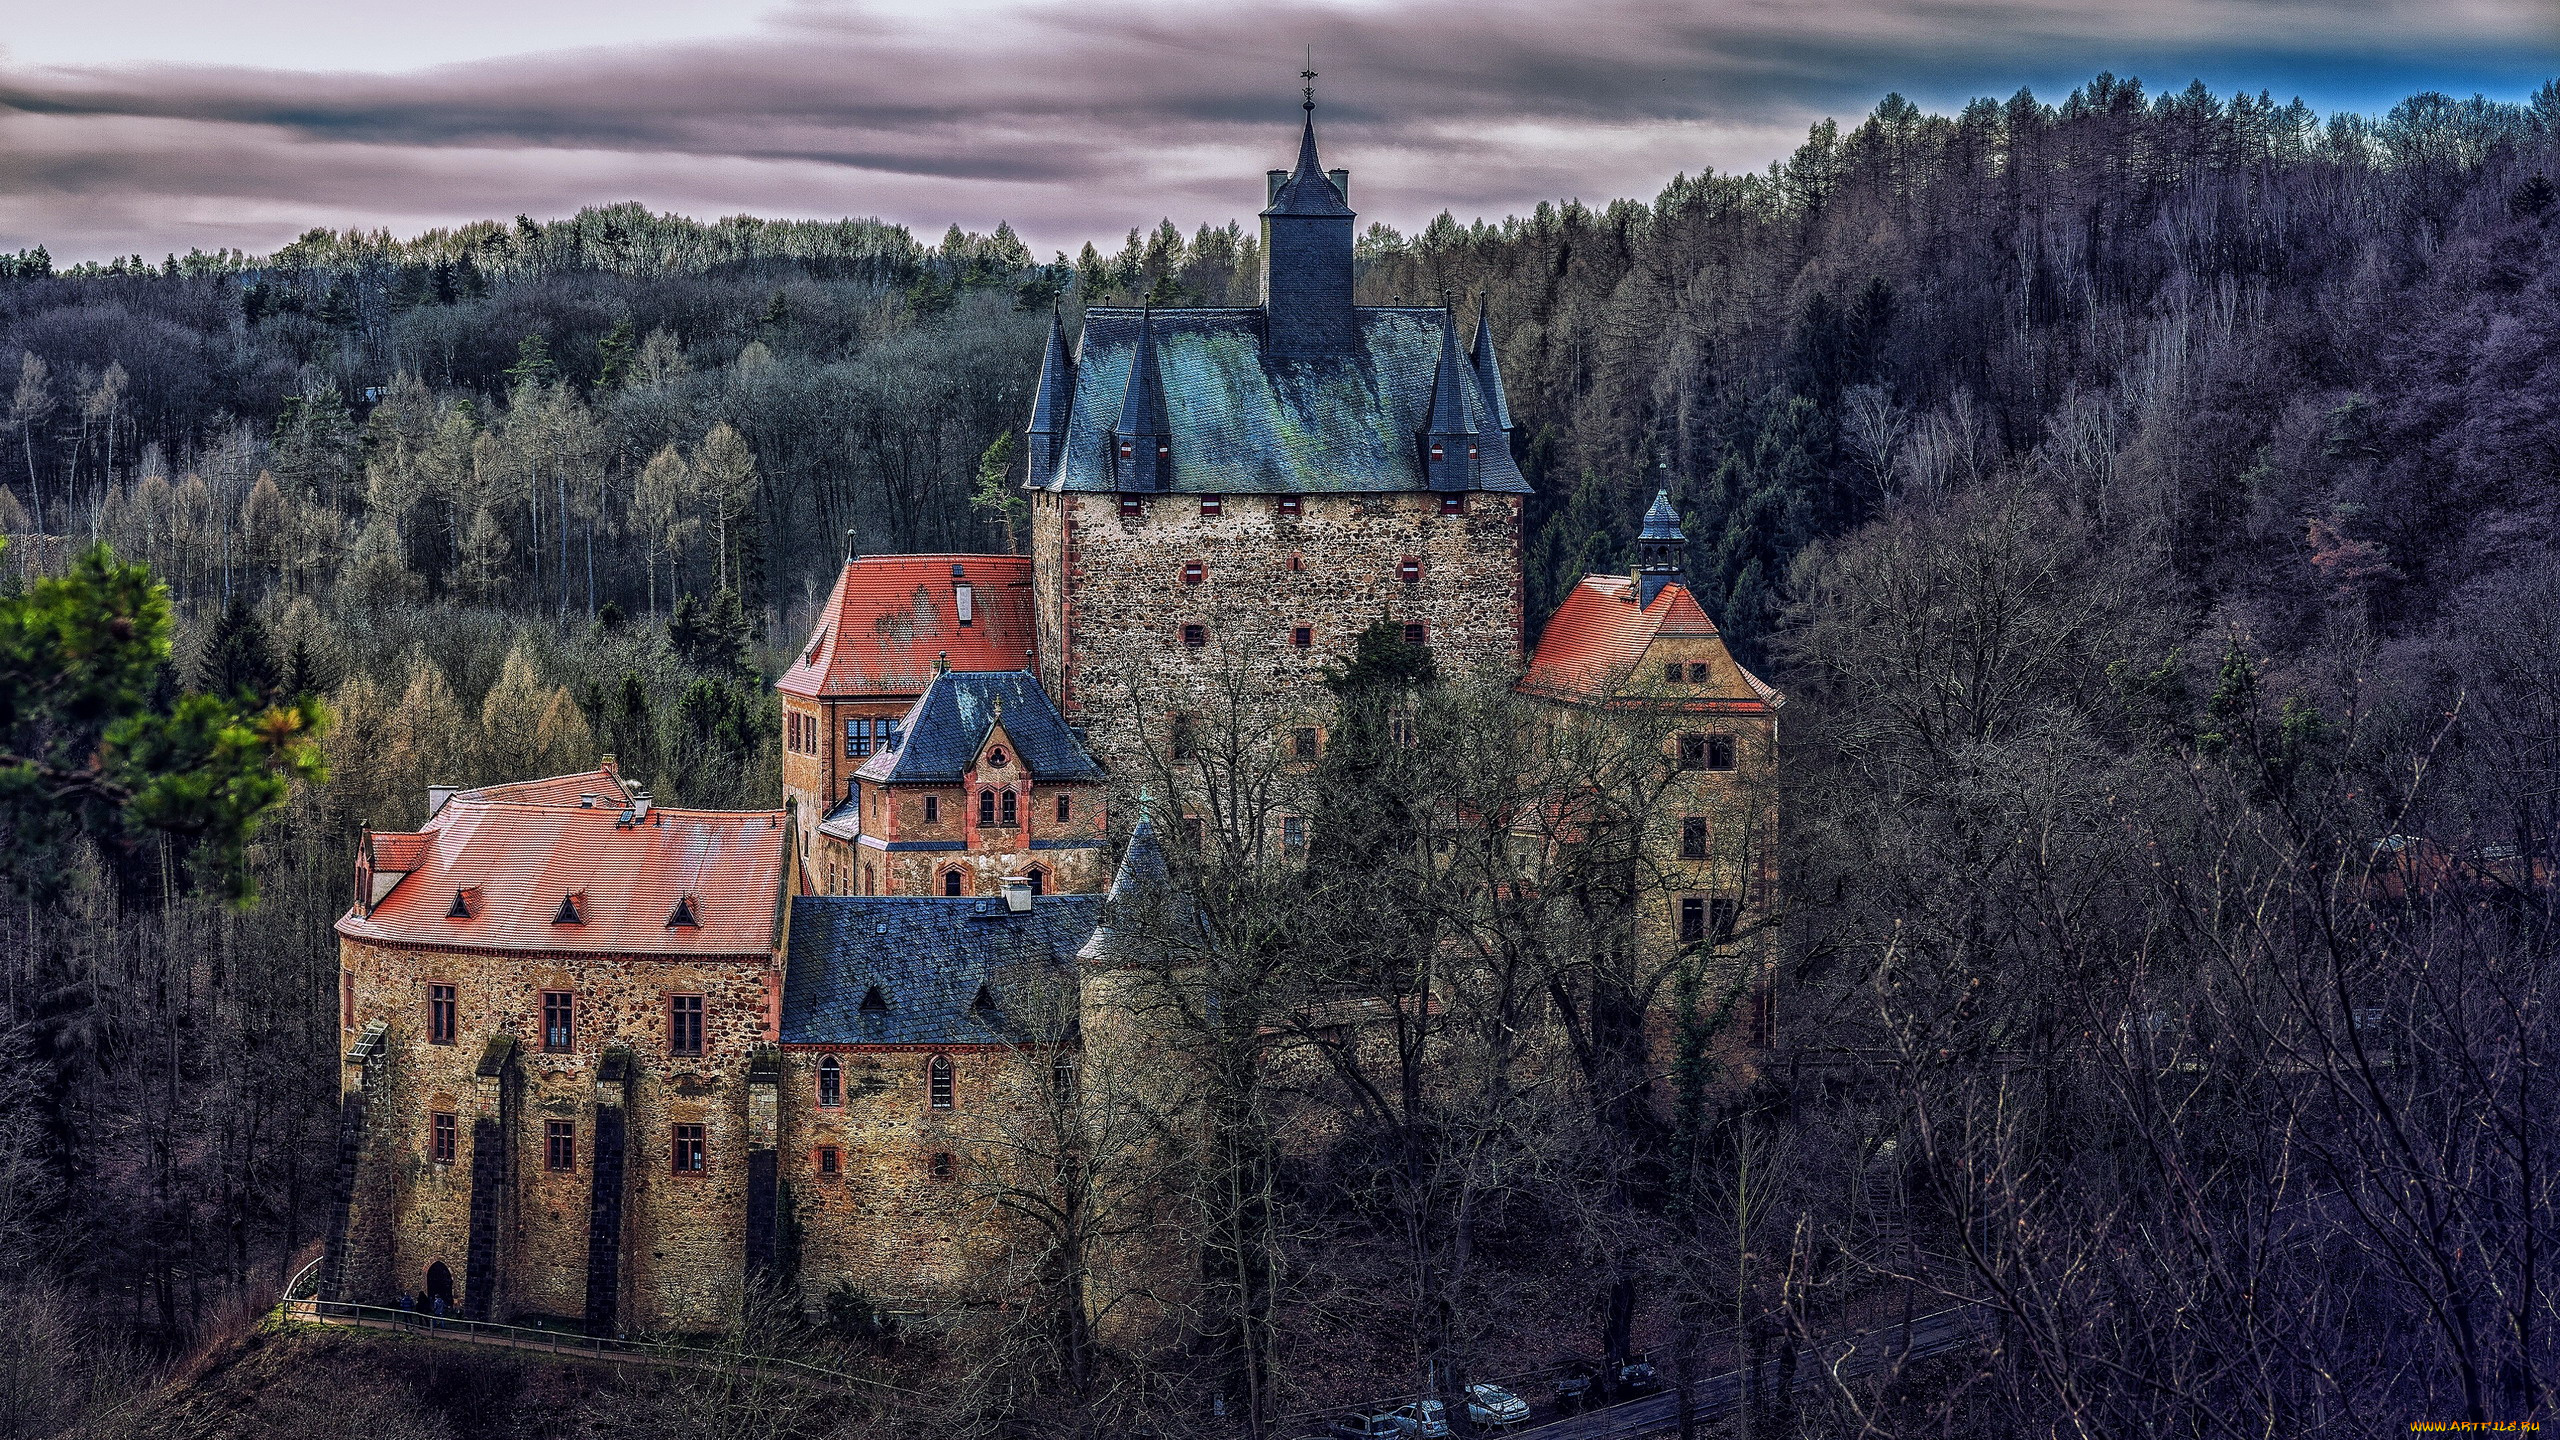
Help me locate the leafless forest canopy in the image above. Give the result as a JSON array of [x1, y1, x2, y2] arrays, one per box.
[[4, 76, 2560, 1438]]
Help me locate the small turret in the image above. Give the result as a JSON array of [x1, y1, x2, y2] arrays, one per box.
[[1420, 303, 1478, 492], [1470, 299, 1514, 438], [1025, 304, 1076, 483], [1111, 309, 1171, 492], [1076, 807, 1175, 967], [1634, 490, 1686, 608]]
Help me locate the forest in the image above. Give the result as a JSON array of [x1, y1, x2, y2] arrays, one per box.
[[3, 72, 2559, 1438]]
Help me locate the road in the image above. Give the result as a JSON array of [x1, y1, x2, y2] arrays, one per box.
[[1507, 1303, 1993, 1440]]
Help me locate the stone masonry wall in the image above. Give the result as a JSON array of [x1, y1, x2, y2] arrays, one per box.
[[779, 1044, 1055, 1304], [338, 934, 777, 1333], [1032, 489, 1524, 783]]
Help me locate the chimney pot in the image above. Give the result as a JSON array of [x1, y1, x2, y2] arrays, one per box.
[[845, 529, 859, 564], [1327, 168, 1349, 204], [426, 786, 458, 819], [1267, 169, 1287, 205]]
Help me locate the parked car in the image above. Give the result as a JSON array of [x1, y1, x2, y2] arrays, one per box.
[[1330, 1413, 1403, 1440], [1388, 1400, 1450, 1438], [1553, 1364, 1595, 1413], [1465, 1383, 1531, 1428], [1615, 1353, 1659, 1394]]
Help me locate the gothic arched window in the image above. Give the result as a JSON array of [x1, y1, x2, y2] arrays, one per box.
[[999, 790, 1018, 826], [943, 869, 965, 897], [978, 790, 996, 826], [818, 1055, 842, 1107], [928, 1055, 954, 1111]]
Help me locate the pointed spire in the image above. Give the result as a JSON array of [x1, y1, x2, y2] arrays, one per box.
[[1469, 296, 1514, 435], [1078, 806, 1179, 966], [1028, 302, 1075, 437], [1634, 489, 1687, 608], [1113, 308, 1171, 491], [1420, 300, 1478, 492], [1265, 112, 1354, 217]]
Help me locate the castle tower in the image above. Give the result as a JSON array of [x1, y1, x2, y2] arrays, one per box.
[[1633, 488, 1686, 607], [1024, 101, 1531, 789]]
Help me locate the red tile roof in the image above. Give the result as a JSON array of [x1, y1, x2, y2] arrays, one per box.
[[1519, 574, 1777, 707], [339, 800, 789, 957], [455, 764, 629, 809], [778, 555, 1036, 699]]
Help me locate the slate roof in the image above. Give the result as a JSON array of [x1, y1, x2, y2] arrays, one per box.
[[1030, 306, 1529, 496], [777, 555, 1036, 699], [1265, 113, 1353, 218], [854, 670, 1105, 785], [338, 800, 789, 956], [781, 895, 1102, 1046], [1518, 573, 1784, 709]]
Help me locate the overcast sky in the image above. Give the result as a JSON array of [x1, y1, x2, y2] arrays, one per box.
[[2, 0, 2554, 264]]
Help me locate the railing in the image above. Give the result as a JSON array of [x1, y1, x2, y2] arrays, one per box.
[[283, 1254, 325, 1303], [275, 1297, 921, 1399]]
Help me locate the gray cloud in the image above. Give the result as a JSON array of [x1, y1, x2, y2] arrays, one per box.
[[0, 0, 2550, 261]]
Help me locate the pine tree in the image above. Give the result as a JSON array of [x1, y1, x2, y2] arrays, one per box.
[[199, 591, 279, 703], [596, 317, 637, 390]]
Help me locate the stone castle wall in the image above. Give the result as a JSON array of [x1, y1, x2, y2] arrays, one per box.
[[1032, 489, 1524, 782], [338, 934, 776, 1333]]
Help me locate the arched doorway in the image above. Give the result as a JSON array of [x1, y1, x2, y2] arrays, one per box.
[[424, 1260, 454, 1308]]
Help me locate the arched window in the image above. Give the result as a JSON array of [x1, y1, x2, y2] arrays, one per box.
[[943, 869, 965, 897], [978, 790, 996, 826], [928, 1054, 954, 1110], [999, 790, 1018, 826], [818, 1055, 842, 1107]]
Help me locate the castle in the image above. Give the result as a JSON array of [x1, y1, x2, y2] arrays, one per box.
[[320, 107, 1781, 1338]]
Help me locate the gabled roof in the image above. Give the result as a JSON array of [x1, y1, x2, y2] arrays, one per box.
[[455, 764, 628, 809], [780, 895, 1102, 1045], [1519, 573, 1782, 708], [338, 799, 788, 956], [854, 670, 1104, 785], [1030, 307, 1528, 495], [777, 554, 1036, 699]]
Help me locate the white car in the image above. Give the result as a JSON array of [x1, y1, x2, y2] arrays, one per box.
[[1465, 1384, 1531, 1429]]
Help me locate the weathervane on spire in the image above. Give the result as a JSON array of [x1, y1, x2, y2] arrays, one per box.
[[1302, 47, 1317, 113]]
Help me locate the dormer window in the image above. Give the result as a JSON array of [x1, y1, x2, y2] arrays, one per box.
[[1119, 440, 1134, 460], [955, 582, 974, 627], [1429, 442, 1445, 462], [552, 892, 587, 925], [446, 888, 477, 920], [978, 790, 996, 827], [666, 895, 701, 928], [860, 985, 890, 1014], [972, 983, 1000, 1014], [1000, 790, 1018, 827]]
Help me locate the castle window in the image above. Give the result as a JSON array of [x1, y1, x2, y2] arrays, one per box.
[[1288, 553, 1305, 573], [1680, 897, 1707, 945], [1278, 495, 1301, 517], [1664, 662, 1683, 683], [1398, 556, 1422, 582], [1172, 713, 1199, 760], [671, 1123, 706, 1175], [999, 790, 1018, 827], [669, 994, 704, 1057], [1182, 560, 1205, 585], [1052, 1056, 1078, 1105], [1402, 623, 1426, 646], [1390, 713, 1417, 749], [1686, 662, 1710, 683], [1707, 735, 1737, 771], [431, 1112, 457, 1164], [861, 863, 875, 895], [987, 746, 1008, 768], [546, 1119, 575, 1172], [542, 991, 575, 1052], [1200, 495, 1222, 517], [1430, 442, 1445, 462], [818, 1055, 842, 1107], [1283, 815, 1307, 854], [943, 869, 965, 897], [1681, 817, 1709, 860], [342, 971, 355, 1030], [1677, 733, 1707, 770], [978, 790, 996, 827], [818, 1146, 841, 1177], [1121, 495, 1143, 518], [428, 983, 457, 1045], [923, 795, 940, 823], [1181, 623, 1207, 647], [1025, 867, 1046, 896], [930, 1151, 954, 1181], [1711, 898, 1740, 944], [928, 1055, 954, 1110], [1441, 494, 1467, 516], [1292, 727, 1319, 760], [847, 718, 872, 758], [1292, 625, 1312, 649], [1056, 793, 1071, 824]]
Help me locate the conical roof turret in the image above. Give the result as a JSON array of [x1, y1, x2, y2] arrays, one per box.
[[1470, 301, 1514, 435], [1112, 308, 1171, 490], [1028, 303, 1075, 437], [1077, 807, 1179, 966], [1420, 302, 1477, 492]]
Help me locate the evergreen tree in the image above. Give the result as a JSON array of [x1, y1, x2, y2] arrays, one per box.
[[199, 591, 279, 703], [504, 333, 557, 391], [595, 317, 637, 390]]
